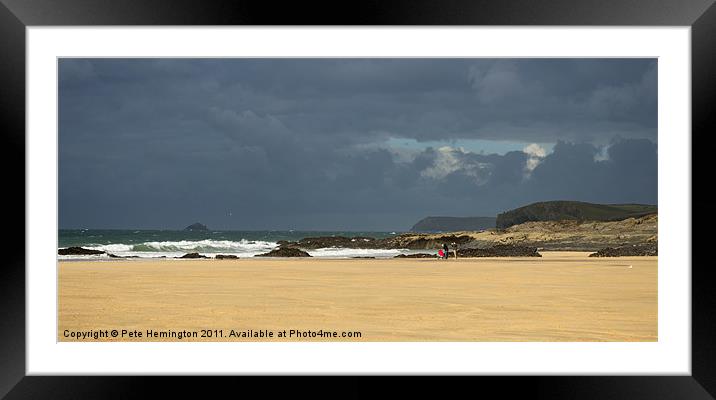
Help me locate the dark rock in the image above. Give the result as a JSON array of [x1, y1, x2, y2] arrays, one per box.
[[178, 252, 208, 259], [589, 243, 657, 257], [58, 247, 104, 255], [289, 236, 378, 249], [107, 253, 139, 258], [382, 234, 473, 250], [394, 253, 439, 258], [215, 254, 239, 259], [255, 248, 312, 257], [352, 256, 376, 259], [279, 234, 475, 251], [184, 222, 209, 231], [457, 244, 541, 257]]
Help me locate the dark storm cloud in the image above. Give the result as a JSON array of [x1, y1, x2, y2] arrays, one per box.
[[59, 58, 657, 230]]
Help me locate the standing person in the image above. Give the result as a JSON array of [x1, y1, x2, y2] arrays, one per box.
[[442, 243, 449, 260], [452, 242, 458, 260]]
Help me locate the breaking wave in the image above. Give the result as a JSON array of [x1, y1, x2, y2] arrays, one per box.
[[85, 239, 275, 253], [63, 240, 422, 259]]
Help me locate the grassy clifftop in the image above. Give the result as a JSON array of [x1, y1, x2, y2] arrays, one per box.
[[496, 201, 656, 230]]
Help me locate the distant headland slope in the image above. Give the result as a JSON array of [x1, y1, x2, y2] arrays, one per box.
[[410, 216, 496, 232], [496, 201, 657, 230]]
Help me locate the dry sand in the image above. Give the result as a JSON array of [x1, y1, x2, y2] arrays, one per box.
[[58, 252, 657, 342]]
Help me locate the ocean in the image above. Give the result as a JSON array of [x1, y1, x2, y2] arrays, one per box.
[[58, 229, 415, 259]]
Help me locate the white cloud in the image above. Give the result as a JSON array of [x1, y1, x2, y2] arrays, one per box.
[[523, 143, 547, 176], [420, 146, 490, 184], [523, 143, 547, 158]]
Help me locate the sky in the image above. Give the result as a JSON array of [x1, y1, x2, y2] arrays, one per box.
[[59, 58, 657, 231]]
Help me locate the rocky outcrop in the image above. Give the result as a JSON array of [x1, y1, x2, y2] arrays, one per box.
[[274, 214, 657, 253], [184, 222, 209, 231], [381, 234, 473, 250], [58, 247, 104, 255], [256, 248, 312, 257], [283, 236, 380, 249], [457, 244, 541, 257], [589, 243, 657, 257], [178, 252, 208, 259], [279, 234, 473, 251], [215, 254, 239, 259]]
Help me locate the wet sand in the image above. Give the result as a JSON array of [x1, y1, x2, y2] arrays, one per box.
[[58, 252, 657, 341]]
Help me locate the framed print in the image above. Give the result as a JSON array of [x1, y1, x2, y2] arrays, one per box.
[[3, 0, 713, 397]]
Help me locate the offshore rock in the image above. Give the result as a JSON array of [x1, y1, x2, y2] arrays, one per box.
[[58, 247, 104, 255], [255, 248, 312, 257], [178, 252, 208, 259]]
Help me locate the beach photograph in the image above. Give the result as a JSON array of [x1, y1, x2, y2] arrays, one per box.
[[58, 58, 657, 342]]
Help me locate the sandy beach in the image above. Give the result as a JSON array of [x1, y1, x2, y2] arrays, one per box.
[[58, 252, 657, 342]]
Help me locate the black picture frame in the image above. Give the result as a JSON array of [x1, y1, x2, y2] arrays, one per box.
[[2, 0, 711, 397]]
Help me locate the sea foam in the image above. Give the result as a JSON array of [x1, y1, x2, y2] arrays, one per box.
[[63, 239, 422, 259]]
